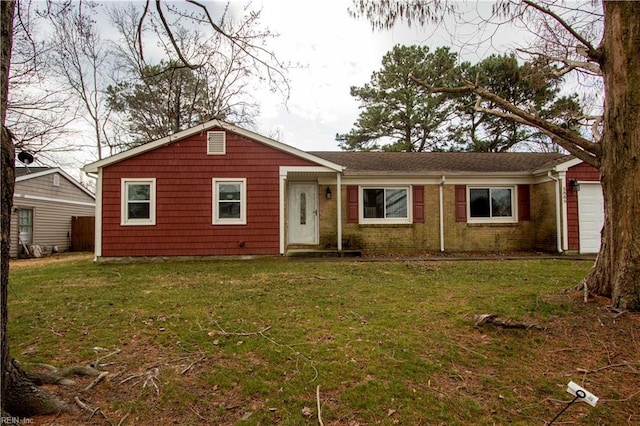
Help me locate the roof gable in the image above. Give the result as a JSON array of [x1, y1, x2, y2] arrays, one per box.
[[15, 167, 95, 199], [83, 120, 343, 173]]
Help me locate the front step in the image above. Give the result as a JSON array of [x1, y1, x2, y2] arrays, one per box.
[[286, 249, 362, 258]]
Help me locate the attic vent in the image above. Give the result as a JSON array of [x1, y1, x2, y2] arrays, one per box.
[[53, 174, 60, 187], [207, 131, 226, 155]]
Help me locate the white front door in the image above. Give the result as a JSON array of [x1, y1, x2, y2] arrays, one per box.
[[578, 183, 604, 254], [288, 183, 318, 244]]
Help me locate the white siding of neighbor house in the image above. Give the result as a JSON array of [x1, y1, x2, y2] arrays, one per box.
[[11, 172, 95, 257]]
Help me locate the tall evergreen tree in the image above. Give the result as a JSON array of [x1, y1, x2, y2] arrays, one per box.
[[106, 61, 253, 145], [452, 54, 583, 152], [337, 45, 459, 152]]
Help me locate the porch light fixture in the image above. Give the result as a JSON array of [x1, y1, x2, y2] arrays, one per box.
[[325, 187, 332, 200], [569, 179, 581, 192]]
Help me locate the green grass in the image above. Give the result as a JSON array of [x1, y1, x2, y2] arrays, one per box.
[[8, 255, 640, 425]]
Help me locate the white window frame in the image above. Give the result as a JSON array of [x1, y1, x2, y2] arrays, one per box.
[[467, 186, 517, 223], [359, 186, 411, 225], [121, 178, 156, 226], [212, 178, 247, 225]]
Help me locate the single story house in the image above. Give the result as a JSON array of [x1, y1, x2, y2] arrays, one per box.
[[11, 167, 96, 257], [83, 120, 603, 260]]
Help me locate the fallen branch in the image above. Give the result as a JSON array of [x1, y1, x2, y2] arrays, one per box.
[[74, 396, 113, 424], [142, 368, 160, 396], [577, 361, 639, 375], [120, 368, 161, 396], [188, 404, 206, 421], [181, 356, 206, 375], [207, 320, 319, 382], [316, 385, 324, 426], [450, 339, 488, 359], [82, 371, 109, 392], [116, 413, 130, 426], [74, 396, 98, 414], [600, 390, 640, 403], [119, 372, 145, 385], [474, 314, 547, 331], [209, 321, 272, 336], [93, 348, 122, 368]]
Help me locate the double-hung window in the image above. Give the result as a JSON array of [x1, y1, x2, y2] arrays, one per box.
[[361, 187, 410, 224], [121, 178, 156, 225], [213, 178, 246, 225], [468, 187, 515, 222]]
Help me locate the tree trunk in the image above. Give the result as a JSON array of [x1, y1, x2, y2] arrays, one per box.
[[4, 360, 72, 416], [2, 127, 72, 419], [1, 0, 17, 415], [2, 2, 73, 416], [585, 1, 640, 310]]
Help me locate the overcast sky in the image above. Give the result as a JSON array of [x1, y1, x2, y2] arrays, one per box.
[[233, 0, 528, 152], [21, 0, 532, 178]]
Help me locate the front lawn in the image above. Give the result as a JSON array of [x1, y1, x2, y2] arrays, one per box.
[[8, 255, 640, 425]]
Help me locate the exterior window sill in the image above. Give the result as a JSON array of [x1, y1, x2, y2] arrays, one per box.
[[357, 223, 414, 228], [466, 222, 520, 227]]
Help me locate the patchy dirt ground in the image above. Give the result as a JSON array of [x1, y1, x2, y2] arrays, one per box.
[[10, 252, 93, 269], [17, 290, 639, 426], [8, 255, 638, 425]]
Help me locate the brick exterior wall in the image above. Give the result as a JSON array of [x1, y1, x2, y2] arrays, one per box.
[[531, 181, 558, 251], [326, 182, 560, 255], [443, 185, 537, 253]]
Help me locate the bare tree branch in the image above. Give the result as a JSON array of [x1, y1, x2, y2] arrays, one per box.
[[522, 0, 602, 64], [411, 75, 600, 166], [154, 0, 201, 70], [517, 48, 602, 76], [137, 0, 149, 64]]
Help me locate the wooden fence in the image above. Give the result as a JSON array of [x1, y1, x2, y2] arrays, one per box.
[[71, 216, 95, 252]]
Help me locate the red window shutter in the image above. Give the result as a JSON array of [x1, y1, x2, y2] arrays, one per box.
[[347, 185, 359, 223], [413, 186, 425, 223], [518, 184, 531, 221], [455, 185, 467, 222]]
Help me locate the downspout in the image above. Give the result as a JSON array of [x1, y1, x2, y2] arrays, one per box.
[[93, 168, 103, 261], [439, 175, 445, 252], [558, 172, 569, 252], [279, 168, 286, 255], [83, 171, 99, 261], [336, 172, 343, 251], [547, 171, 563, 253]]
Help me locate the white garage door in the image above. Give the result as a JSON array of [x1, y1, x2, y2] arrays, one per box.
[[578, 183, 604, 253]]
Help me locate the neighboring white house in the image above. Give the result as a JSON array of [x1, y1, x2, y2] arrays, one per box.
[[11, 167, 95, 257]]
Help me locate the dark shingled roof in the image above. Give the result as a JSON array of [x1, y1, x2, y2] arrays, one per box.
[[15, 167, 53, 177], [310, 152, 571, 175]]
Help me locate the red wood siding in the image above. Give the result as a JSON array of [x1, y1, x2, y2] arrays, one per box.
[[566, 163, 601, 251], [101, 128, 318, 256]]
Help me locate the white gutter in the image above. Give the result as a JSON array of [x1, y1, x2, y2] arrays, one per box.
[[547, 171, 563, 253], [439, 175, 445, 252], [336, 172, 343, 251], [13, 193, 95, 207]]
